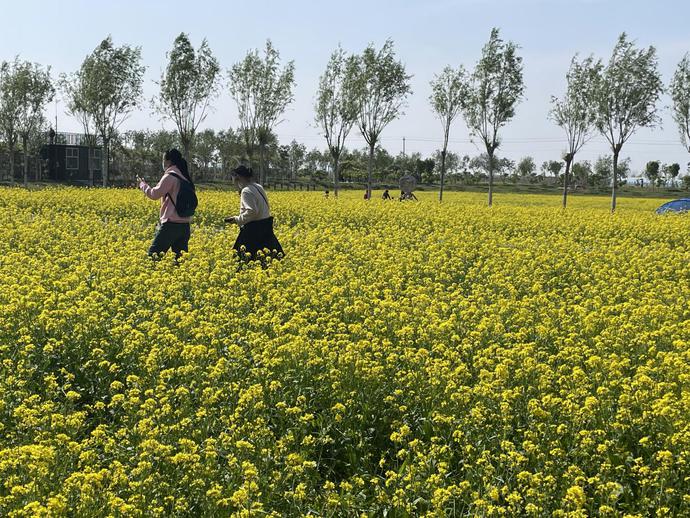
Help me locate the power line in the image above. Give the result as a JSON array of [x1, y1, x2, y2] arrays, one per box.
[[274, 132, 686, 147]]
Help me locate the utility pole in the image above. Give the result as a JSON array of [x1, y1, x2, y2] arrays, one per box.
[[402, 137, 406, 156]]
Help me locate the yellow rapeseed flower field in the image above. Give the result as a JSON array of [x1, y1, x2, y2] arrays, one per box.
[[1, 187, 689, 517]]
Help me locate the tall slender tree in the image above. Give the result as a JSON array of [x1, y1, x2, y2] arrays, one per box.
[[229, 40, 295, 185], [315, 46, 358, 197], [0, 60, 23, 184], [594, 33, 663, 212], [61, 36, 145, 187], [156, 33, 220, 166], [349, 39, 412, 199], [12, 62, 54, 187], [462, 28, 524, 207], [549, 55, 602, 208], [429, 65, 467, 202], [59, 70, 98, 185], [671, 53, 690, 155]]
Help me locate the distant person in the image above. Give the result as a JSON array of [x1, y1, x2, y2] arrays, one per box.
[[137, 148, 194, 260], [364, 190, 370, 200], [225, 165, 283, 263], [382, 189, 391, 200], [324, 190, 330, 198]]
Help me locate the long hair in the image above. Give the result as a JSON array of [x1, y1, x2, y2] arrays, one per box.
[[164, 148, 191, 182]]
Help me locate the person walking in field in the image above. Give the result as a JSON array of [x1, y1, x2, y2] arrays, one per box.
[[224, 165, 283, 262], [137, 148, 196, 259]]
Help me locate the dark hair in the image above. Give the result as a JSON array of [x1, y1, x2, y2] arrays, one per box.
[[165, 148, 191, 182], [232, 164, 254, 178]]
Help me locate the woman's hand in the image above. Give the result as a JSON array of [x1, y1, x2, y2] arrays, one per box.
[[224, 216, 237, 224]]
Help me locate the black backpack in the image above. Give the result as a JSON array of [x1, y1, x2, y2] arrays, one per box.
[[166, 172, 198, 217]]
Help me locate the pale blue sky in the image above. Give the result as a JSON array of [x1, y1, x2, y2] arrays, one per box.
[[2, 0, 690, 173]]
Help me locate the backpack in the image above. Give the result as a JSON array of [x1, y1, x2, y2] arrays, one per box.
[[166, 172, 198, 217]]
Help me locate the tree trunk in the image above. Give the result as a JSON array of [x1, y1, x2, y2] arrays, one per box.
[[22, 135, 28, 188], [366, 142, 374, 200], [182, 137, 191, 165], [102, 139, 109, 188], [487, 149, 494, 207], [562, 157, 572, 209], [246, 149, 254, 173], [439, 148, 447, 203], [9, 143, 15, 185], [89, 146, 94, 187], [333, 153, 340, 198], [259, 144, 266, 185], [611, 149, 619, 213]]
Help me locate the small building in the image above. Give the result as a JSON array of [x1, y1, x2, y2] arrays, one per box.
[[41, 131, 102, 185]]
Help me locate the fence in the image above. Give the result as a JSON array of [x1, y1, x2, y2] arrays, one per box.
[[0, 152, 46, 183]]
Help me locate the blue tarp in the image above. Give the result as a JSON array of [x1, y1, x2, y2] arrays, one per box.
[[656, 198, 690, 215]]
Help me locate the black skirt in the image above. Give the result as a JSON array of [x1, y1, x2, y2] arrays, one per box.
[[233, 216, 284, 261]]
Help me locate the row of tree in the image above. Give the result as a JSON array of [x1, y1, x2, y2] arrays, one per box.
[[1, 30, 690, 210], [105, 126, 688, 191], [318, 30, 690, 211]]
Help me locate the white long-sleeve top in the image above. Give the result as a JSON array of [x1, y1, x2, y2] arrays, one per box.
[[236, 183, 271, 226]]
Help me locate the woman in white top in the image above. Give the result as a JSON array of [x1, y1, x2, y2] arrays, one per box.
[[224, 165, 283, 262]]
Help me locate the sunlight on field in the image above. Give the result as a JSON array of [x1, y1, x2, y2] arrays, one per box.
[[1, 187, 689, 516]]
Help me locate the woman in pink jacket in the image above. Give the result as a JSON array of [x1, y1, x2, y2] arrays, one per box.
[[137, 148, 192, 259]]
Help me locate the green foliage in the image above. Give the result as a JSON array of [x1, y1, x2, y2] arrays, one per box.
[[550, 55, 602, 160], [0, 62, 21, 153], [3, 60, 54, 144], [229, 40, 295, 183], [0, 59, 54, 184], [112, 130, 179, 182], [157, 33, 220, 163], [516, 156, 536, 177], [462, 28, 524, 205], [315, 45, 358, 185], [571, 161, 592, 187], [432, 150, 462, 177], [670, 53, 690, 153], [662, 162, 681, 186], [61, 36, 145, 186], [594, 33, 663, 147], [279, 140, 307, 180], [349, 40, 412, 147], [429, 65, 468, 200], [429, 66, 467, 131], [192, 129, 219, 179], [592, 155, 630, 187], [593, 33, 663, 210], [470, 153, 514, 177], [348, 39, 412, 194], [216, 128, 248, 173], [550, 54, 601, 206], [541, 160, 563, 178], [644, 160, 660, 185]]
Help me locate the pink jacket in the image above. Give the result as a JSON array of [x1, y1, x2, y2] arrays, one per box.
[[139, 166, 192, 223]]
